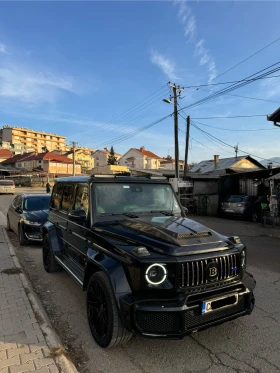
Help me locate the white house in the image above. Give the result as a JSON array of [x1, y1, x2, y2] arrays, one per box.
[[92, 148, 121, 168], [118, 147, 161, 169], [160, 157, 184, 170]]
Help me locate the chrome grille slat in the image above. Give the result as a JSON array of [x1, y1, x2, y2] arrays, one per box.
[[223, 257, 227, 279], [180, 254, 240, 288], [192, 262, 194, 286]]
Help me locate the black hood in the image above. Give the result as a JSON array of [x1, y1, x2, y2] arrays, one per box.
[[94, 216, 232, 256], [25, 209, 49, 223]]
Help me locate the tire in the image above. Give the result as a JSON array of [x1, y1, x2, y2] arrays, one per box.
[[87, 272, 132, 348], [6, 216, 12, 231], [42, 234, 61, 273], [18, 224, 27, 246]]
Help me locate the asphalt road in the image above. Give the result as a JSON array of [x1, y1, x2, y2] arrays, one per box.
[[1, 192, 280, 373]]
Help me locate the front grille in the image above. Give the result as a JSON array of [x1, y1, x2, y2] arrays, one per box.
[[136, 311, 181, 334], [179, 254, 240, 288], [185, 295, 246, 330]]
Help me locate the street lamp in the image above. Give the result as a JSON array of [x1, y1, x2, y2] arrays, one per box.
[[162, 98, 173, 104]]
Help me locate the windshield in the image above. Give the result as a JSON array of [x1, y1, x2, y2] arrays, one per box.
[[24, 196, 51, 211], [93, 183, 181, 215]]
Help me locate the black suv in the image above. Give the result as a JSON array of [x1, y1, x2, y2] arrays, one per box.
[[42, 176, 256, 348]]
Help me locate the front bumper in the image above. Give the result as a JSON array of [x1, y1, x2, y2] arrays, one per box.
[[23, 224, 43, 241], [119, 272, 255, 338]]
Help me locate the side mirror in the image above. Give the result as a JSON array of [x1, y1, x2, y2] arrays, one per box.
[[69, 209, 87, 222], [16, 206, 23, 213]]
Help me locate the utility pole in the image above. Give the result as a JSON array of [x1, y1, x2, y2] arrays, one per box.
[[163, 83, 184, 192], [71, 141, 77, 176], [183, 115, 190, 178]]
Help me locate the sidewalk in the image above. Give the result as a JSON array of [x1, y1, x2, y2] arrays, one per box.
[[0, 227, 61, 373]]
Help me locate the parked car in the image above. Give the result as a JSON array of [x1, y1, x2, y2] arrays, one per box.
[[7, 194, 51, 245], [42, 176, 256, 348], [220, 195, 265, 222], [0, 179, 15, 195]]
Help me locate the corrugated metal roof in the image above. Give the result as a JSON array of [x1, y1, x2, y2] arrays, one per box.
[[268, 172, 280, 180], [190, 156, 247, 174]]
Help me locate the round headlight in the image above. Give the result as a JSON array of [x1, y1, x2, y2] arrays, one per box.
[[241, 250, 246, 268], [145, 264, 167, 285]]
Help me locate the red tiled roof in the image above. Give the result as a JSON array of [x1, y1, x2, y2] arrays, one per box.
[[1, 152, 35, 164], [0, 149, 13, 158], [133, 148, 161, 159], [28, 152, 79, 164]]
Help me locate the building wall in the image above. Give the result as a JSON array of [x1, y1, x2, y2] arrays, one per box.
[[92, 150, 109, 167], [43, 161, 81, 174], [119, 149, 160, 169], [92, 165, 129, 175], [67, 151, 94, 172], [231, 159, 262, 170], [160, 161, 184, 170], [0, 127, 66, 153]]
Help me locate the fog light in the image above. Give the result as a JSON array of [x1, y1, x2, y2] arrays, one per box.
[[145, 264, 167, 285]]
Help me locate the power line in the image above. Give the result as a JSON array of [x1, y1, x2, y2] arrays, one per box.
[[182, 74, 280, 89], [86, 112, 173, 149], [178, 62, 280, 113], [209, 36, 280, 82], [190, 119, 280, 164], [76, 85, 168, 144], [192, 115, 267, 119], [190, 120, 279, 132]]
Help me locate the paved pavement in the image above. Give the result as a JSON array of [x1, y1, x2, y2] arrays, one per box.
[[1, 195, 280, 373], [0, 226, 59, 373]]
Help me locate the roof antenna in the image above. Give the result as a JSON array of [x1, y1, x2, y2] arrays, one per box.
[[234, 144, 239, 159]]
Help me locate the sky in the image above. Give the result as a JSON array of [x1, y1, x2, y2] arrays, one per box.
[[0, 0, 280, 165]]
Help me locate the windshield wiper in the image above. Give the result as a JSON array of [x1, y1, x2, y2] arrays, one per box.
[[100, 212, 139, 218], [150, 210, 174, 216]]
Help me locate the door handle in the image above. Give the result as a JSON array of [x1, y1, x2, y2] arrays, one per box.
[[69, 229, 72, 234]]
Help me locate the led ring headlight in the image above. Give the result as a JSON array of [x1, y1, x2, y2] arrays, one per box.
[[145, 263, 167, 285]]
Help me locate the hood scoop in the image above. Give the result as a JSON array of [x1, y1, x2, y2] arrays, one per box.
[[164, 231, 212, 240]]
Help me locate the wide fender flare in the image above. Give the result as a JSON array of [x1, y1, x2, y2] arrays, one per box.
[[85, 248, 132, 303], [41, 222, 63, 254]]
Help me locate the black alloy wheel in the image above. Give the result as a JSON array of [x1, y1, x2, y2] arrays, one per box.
[[87, 272, 132, 348], [42, 234, 61, 273], [18, 224, 27, 246]]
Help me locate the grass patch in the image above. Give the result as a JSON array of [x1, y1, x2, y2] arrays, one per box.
[[1, 268, 22, 275]]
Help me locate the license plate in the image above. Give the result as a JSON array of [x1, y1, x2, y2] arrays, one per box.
[[202, 293, 238, 314], [225, 209, 234, 213]]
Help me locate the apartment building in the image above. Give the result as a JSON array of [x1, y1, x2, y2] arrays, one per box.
[[64, 146, 95, 173], [0, 125, 66, 153]]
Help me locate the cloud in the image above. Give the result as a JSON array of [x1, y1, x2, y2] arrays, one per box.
[[0, 66, 80, 103], [175, 0, 217, 82], [150, 50, 178, 81], [261, 77, 280, 98], [0, 43, 7, 54]]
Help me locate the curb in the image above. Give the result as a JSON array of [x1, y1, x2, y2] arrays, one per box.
[[2, 227, 79, 373]]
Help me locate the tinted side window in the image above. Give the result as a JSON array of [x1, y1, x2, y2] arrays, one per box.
[[61, 185, 74, 212], [51, 184, 64, 210], [74, 185, 89, 215]]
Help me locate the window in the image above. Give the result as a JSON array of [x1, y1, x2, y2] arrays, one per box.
[[61, 185, 74, 212], [74, 185, 89, 215], [51, 184, 64, 209]]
